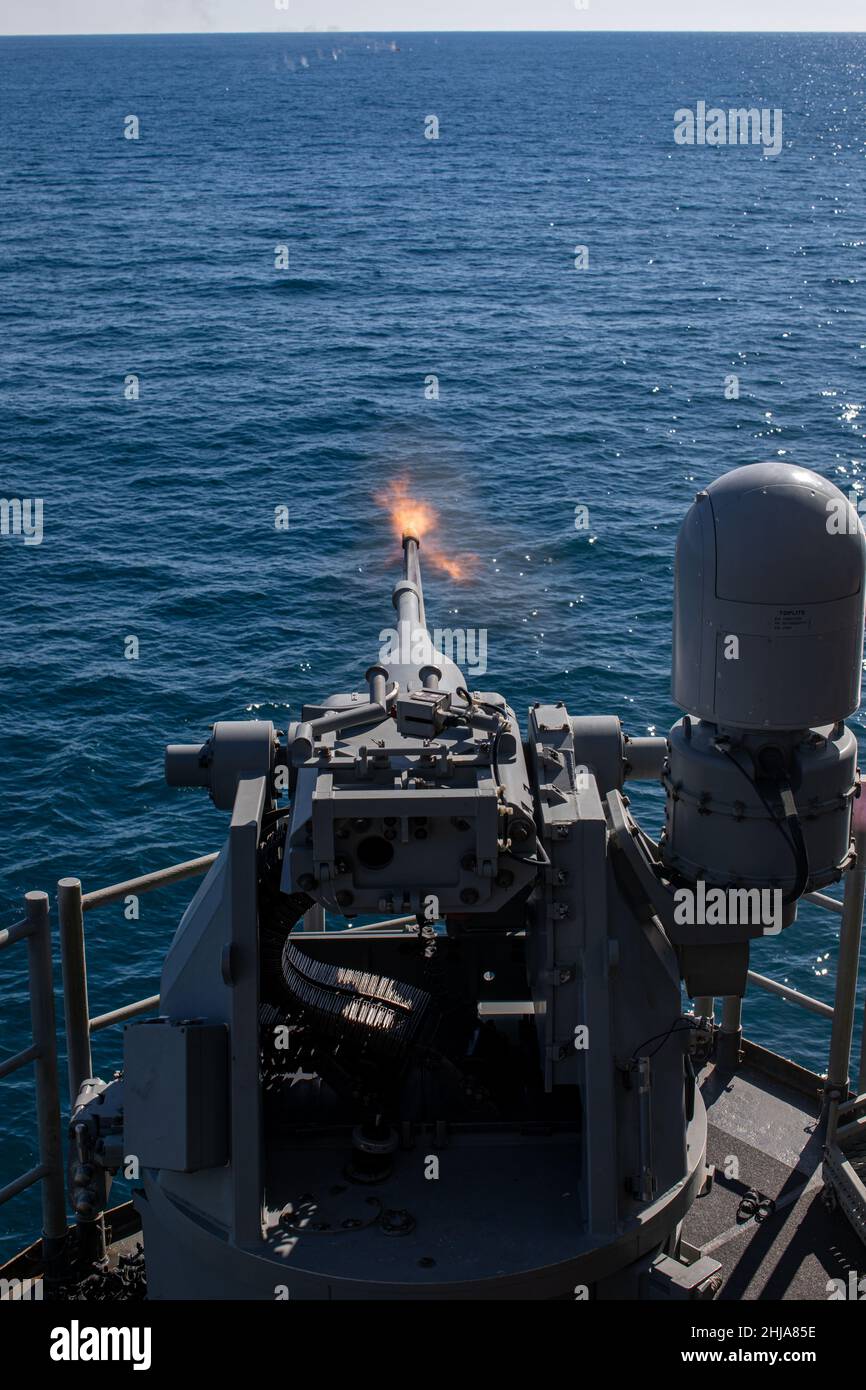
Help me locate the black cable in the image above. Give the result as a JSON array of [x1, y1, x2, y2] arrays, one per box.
[[629, 1019, 700, 1063], [714, 740, 809, 903], [454, 686, 510, 793], [490, 720, 505, 795]]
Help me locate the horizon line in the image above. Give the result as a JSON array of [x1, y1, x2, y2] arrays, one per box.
[[2, 27, 865, 37]]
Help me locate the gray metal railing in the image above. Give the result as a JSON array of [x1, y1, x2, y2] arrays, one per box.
[[56, 853, 219, 1107], [56, 852, 418, 1108], [0, 891, 66, 1255], [54, 838, 866, 1112], [4, 816, 866, 1256], [706, 818, 866, 1137]]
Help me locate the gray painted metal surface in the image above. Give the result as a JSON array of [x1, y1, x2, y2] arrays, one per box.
[[5, 461, 866, 1295]]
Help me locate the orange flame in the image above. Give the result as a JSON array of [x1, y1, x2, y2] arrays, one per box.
[[375, 479, 478, 581], [376, 478, 437, 544]]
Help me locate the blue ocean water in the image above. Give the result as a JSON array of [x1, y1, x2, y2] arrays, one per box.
[[1, 31, 864, 1257]]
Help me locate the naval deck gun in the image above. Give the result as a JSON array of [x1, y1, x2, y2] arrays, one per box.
[[45, 463, 866, 1299], [282, 531, 538, 925]]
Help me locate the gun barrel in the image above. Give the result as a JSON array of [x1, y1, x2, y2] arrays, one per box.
[[385, 531, 466, 693], [394, 532, 426, 630]]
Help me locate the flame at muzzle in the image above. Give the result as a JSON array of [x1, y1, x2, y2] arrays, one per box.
[[375, 479, 478, 581]]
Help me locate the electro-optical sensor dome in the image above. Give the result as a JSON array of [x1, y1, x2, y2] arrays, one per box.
[[671, 462, 866, 731]]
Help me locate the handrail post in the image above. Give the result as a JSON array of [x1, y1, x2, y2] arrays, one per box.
[[25, 891, 67, 1257], [57, 877, 92, 1107], [58, 877, 110, 1264], [825, 809, 866, 1142], [717, 995, 743, 1071]]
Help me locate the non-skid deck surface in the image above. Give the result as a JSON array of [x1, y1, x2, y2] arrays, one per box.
[[684, 1062, 864, 1300]]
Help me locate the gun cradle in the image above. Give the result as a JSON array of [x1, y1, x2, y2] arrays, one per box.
[[284, 691, 537, 918]]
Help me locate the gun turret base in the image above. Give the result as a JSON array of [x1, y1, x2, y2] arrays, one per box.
[[133, 1102, 706, 1299]]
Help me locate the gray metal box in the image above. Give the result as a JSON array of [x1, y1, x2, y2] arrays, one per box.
[[124, 1018, 228, 1173]]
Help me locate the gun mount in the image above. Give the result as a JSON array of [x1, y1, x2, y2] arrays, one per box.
[[109, 463, 865, 1299], [280, 533, 537, 923]]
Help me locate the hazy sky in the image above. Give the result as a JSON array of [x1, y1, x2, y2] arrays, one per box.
[[2, 0, 864, 35]]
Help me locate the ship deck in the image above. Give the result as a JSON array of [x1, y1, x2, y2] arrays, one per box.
[[685, 1040, 863, 1300], [3, 1038, 864, 1300]]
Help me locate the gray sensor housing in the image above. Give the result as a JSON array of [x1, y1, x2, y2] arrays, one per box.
[[672, 462, 865, 731], [663, 463, 865, 908]]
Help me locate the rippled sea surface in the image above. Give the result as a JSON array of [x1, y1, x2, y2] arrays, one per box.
[[1, 31, 864, 1255]]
